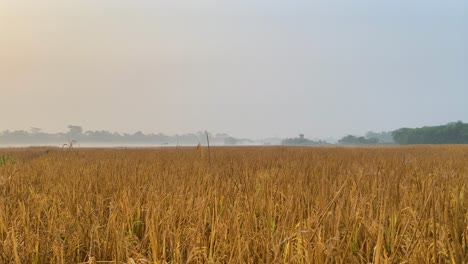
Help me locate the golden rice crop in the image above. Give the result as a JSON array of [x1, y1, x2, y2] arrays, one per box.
[[0, 146, 467, 263]]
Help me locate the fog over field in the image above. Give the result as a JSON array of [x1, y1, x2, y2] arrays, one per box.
[[1, 0, 467, 139]]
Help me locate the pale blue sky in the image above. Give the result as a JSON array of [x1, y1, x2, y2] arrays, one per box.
[[1, 0, 467, 138]]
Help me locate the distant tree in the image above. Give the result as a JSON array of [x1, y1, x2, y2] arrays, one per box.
[[338, 135, 378, 145], [282, 135, 328, 146], [392, 128, 411, 145], [224, 137, 239, 145], [85, 130, 114, 142], [30, 127, 43, 134], [218, 133, 229, 137], [365, 131, 394, 143], [67, 125, 83, 138]]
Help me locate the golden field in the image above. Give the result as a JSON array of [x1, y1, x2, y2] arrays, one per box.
[[0, 146, 467, 263]]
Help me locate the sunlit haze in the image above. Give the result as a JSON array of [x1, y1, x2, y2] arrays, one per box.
[[1, 0, 467, 139]]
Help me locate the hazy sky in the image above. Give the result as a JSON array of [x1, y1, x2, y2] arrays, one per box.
[[1, 0, 467, 139]]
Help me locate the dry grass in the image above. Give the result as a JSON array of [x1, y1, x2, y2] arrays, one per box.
[[0, 146, 468, 263]]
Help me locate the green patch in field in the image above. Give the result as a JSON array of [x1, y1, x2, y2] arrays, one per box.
[[0, 155, 14, 166]]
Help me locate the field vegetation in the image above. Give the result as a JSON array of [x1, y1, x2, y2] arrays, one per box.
[[0, 146, 467, 263]]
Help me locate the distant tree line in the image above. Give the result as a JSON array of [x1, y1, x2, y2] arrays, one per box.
[[337, 135, 379, 145], [364, 131, 394, 144], [337, 131, 394, 145], [282, 134, 328, 146], [223, 137, 255, 145], [337, 121, 468, 145], [0, 125, 238, 146], [3, 121, 467, 146], [392, 121, 468, 144]]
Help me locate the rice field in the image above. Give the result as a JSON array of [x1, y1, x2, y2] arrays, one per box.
[[0, 146, 467, 263]]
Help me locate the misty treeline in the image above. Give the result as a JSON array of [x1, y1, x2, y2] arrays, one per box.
[[282, 135, 329, 146], [0, 125, 243, 146], [2, 121, 468, 146], [283, 121, 468, 146], [337, 121, 468, 145], [282, 131, 394, 146], [392, 121, 468, 144], [336, 131, 395, 145]]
